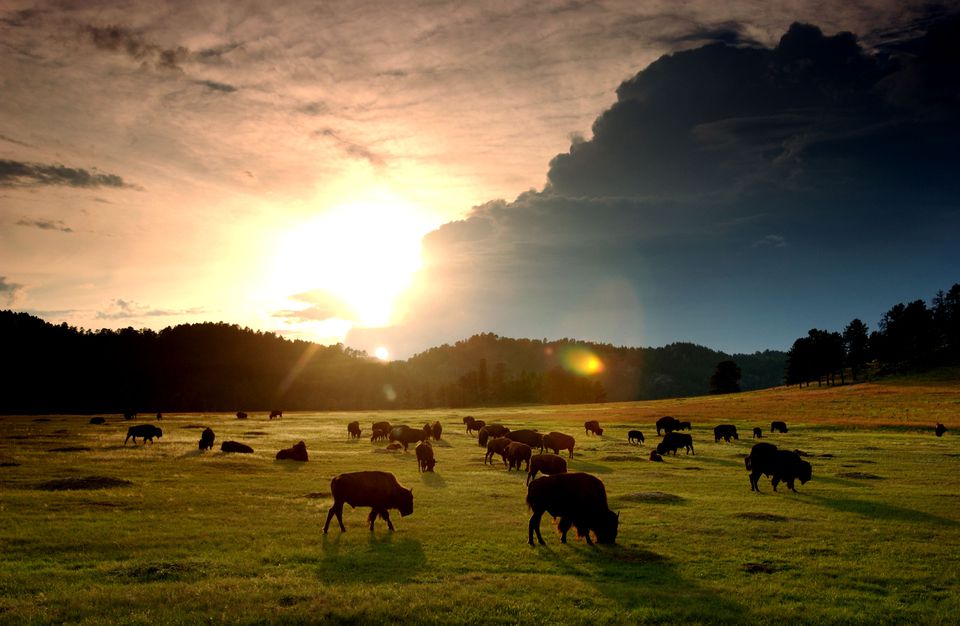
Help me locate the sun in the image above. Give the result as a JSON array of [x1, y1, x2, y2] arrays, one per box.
[[374, 346, 390, 361]]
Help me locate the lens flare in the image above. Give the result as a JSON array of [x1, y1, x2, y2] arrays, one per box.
[[559, 345, 604, 376]]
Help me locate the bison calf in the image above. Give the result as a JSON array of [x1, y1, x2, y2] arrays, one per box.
[[89, 417, 106, 425], [347, 421, 362, 439], [198, 427, 215, 450], [416, 440, 436, 472], [753, 427, 762, 438], [649, 450, 664, 462], [323, 471, 413, 533], [627, 430, 644, 445], [221, 441, 253, 454], [527, 473, 618, 546], [936, 423, 947, 437], [584, 420, 603, 436], [526, 454, 567, 485], [276, 441, 308, 461]]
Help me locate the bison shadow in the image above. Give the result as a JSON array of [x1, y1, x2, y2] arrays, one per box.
[[806, 494, 959, 527], [567, 459, 614, 474], [317, 534, 426, 583], [177, 449, 205, 459], [420, 472, 447, 488], [274, 459, 307, 472]]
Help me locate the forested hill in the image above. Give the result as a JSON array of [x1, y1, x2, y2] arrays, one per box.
[[0, 310, 785, 413]]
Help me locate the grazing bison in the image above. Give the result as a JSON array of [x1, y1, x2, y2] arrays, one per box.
[[543, 432, 575, 458], [347, 421, 362, 439], [416, 440, 436, 472], [372, 420, 391, 433], [714, 424, 739, 443], [627, 430, 645, 445], [323, 471, 414, 533], [506, 429, 544, 453], [198, 427, 215, 450], [677, 421, 691, 431], [123, 412, 136, 420], [506, 442, 533, 472], [745, 442, 779, 491], [156, 412, 163, 420], [584, 420, 603, 436], [527, 473, 618, 546], [125, 424, 162, 445], [753, 427, 763, 439], [431, 421, 442, 441], [527, 454, 567, 485], [771, 421, 788, 434], [649, 450, 664, 462], [657, 432, 694, 456], [478, 424, 510, 447], [236, 411, 248, 419], [468, 419, 486, 434], [656, 416, 681, 435], [269, 410, 283, 419], [89, 417, 106, 425], [221, 441, 253, 454], [485, 436, 513, 465], [746, 444, 811, 492], [463, 416, 477, 432], [389, 425, 428, 451], [936, 423, 947, 437], [276, 441, 308, 462], [370, 427, 389, 443]]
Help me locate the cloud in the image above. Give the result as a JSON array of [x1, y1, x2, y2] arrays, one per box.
[[752, 234, 787, 248], [95, 299, 205, 320], [0, 276, 25, 306], [194, 79, 238, 93], [314, 128, 386, 167], [16, 218, 74, 233], [272, 290, 358, 323], [83, 24, 190, 71], [0, 159, 137, 189]]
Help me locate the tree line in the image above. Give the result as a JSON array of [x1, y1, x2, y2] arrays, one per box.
[[785, 283, 960, 387], [0, 312, 784, 413]]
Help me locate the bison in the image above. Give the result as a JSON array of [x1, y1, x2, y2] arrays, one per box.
[[370, 427, 389, 443], [526, 454, 567, 485], [485, 436, 513, 465], [323, 471, 413, 533], [156, 412, 163, 420], [236, 411, 248, 420], [506, 429, 544, 453], [627, 430, 644, 445], [656, 432, 694, 456], [463, 415, 476, 432], [276, 441, 308, 461], [527, 473, 618, 546], [123, 412, 136, 420], [649, 450, 664, 462], [125, 424, 162, 445], [386, 442, 402, 451], [269, 410, 283, 419], [373, 420, 391, 433], [389, 425, 428, 451], [745, 443, 811, 492], [771, 420, 788, 434], [584, 420, 603, 436], [478, 424, 510, 447], [656, 416, 681, 435], [677, 421, 691, 431], [936, 423, 947, 437], [714, 424, 739, 443], [89, 417, 106, 425], [347, 421, 362, 439], [431, 421, 442, 441], [221, 441, 253, 454], [415, 440, 436, 472], [753, 427, 763, 438], [543, 431, 575, 458], [468, 419, 486, 434], [506, 442, 533, 472], [198, 427, 215, 450]]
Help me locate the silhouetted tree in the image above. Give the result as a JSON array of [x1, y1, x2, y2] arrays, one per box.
[[843, 318, 870, 381], [709, 360, 741, 394]]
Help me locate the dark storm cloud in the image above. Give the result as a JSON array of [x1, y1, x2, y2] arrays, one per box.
[[0, 276, 24, 305], [0, 159, 136, 189], [656, 19, 761, 47], [84, 24, 190, 71], [353, 15, 960, 356], [16, 218, 73, 233]]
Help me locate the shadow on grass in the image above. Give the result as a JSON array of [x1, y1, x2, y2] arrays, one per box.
[[420, 471, 447, 488], [317, 532, 426, 583], [568, 459, 614, 474], [806, 494, 959, 526]]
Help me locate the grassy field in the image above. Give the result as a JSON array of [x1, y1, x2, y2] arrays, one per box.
[[1, 374, 959, 624]]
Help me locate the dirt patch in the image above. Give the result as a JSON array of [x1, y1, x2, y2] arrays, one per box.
[[111, 561, 200, 582], [36, 476, 133, 491], [243, 431, 269, 436], [742, 562, 781, 574], [620, 491, 684, 504], [838, 472, 882, 480], [180, 424, 207, 429], [683, 466, 703, 471], [735, 512, 789, 522], [819, 453, 835, 458], [303, 492, 330, 499], [602, 455, 638, 462], [48, 446, 92, 453]]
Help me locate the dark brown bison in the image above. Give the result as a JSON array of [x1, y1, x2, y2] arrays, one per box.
[[936, 423, 947, 437], [269, 410, 283, 419], [771, 420, 788, 434], [156, 412, 163, 420], [627, 430, 644, 445], [649, 450, 664, 462], [386, 442, 402, 451], [198, 427, 215, 450], [745, 443, 811, 492], [221, 441, 253, 454], [526, 454, 567, 485], [373, 421, 391, 433], [527, 473, 618, 546], [431, 421, 442, 441], [415, 440, 436, 472], [463, 415, 476, 432], [656, 416, 681, 435], [323, 471, 414, 533], [506, 442, 533, 472], [276, 441, 308, 461], [753, 427, 763, 438], [714, 424, 739, 443], [125, 424, 162, 445], [506, 429, 543, 452], [370, 427, 389, 442], [584, 420, 603, 436], [677, 421, 691, 431], [478, 424, 510, 447], [347, 421, 361, 439], [236, 411, 248, 419], [89, 417, 106, 425], [468, 419, 486, 434], [543, 431, 575, 458], [485, 436, 513, 465], [389, 425, 428, 451], [656, 432, 694, 455]]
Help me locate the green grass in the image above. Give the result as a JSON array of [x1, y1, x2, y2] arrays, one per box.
[[1, 377, 959, 624]]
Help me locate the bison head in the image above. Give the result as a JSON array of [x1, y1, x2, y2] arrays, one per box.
[[656, 442, 669, 455], [398, 488, 414, 517], [798, 460, 812, 485], [593, 510, 619, 544]]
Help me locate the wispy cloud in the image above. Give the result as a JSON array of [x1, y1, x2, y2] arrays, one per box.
[[193, 79, 238, 93], [314, 128, 386, 167], [95, 298, 205, 320], [17, 218, 74, 233], [0, 276, 25, 306], [0, 159, 137, 189], [83, 24, 190, 71]]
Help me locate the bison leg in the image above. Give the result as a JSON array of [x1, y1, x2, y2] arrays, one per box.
[[526, 470, 536, 485], [771, 476, 780, 492], [381, 510, 395, 531], [558, 518, 573, 543], [528, 509, 546, 545], [787, 479, 797, 493], [324, 501, 345, 533], [750, 471, 761, 492]]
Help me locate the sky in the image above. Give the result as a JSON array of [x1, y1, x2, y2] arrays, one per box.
[[1, 1, 958, 359]]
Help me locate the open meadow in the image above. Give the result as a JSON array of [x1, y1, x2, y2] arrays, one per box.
[[1, 373, 959, 624]]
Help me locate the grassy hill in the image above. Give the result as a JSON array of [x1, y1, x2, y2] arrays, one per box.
[[0, 374, 957, 623]]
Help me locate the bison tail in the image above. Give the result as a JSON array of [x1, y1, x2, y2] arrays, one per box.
[[744, 455, 752, 471]]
